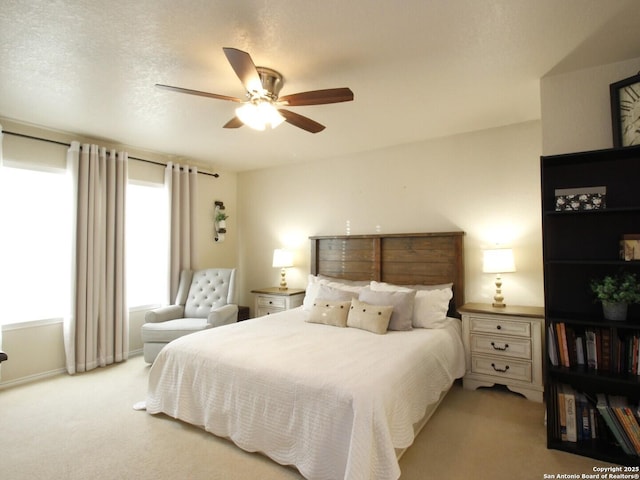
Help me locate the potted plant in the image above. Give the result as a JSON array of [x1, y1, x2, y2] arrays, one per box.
[[215, 211, 229, 229], [590, 271, 640, 320]]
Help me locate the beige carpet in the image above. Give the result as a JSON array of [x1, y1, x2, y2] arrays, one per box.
[[0, 355, 616, 479]]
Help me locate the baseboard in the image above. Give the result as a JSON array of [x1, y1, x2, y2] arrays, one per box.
[[0, 349, 144, 390], [0, 367, 67, 390]]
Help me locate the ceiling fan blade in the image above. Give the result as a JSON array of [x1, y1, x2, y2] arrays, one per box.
[[155, 84, 243, 102], [222, 47, 263, 93], [278, 109, 325, 133], [223, 117, 244, 129], [278, 88, 354, 106]]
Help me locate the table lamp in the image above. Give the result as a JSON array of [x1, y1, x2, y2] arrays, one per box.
[[272, 249, 294, 290], [483, 248, 516, 308]]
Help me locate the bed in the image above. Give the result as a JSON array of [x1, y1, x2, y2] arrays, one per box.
[[146, 232, 466, 480]]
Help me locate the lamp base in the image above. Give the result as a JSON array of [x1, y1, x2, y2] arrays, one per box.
[[493, 274, 506, 308], [279, 268, 288, 290]]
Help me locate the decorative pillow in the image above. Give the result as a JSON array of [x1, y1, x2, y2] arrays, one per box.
[[306, 300, 351, 327], [358, 287, 416, 331], [303, 275, 368, 310], [412, 287, 453, 328], [347, 298, 393, 334]]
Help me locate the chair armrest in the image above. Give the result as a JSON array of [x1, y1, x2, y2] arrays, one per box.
[[207, 304, 239, 327], [144, 305, 184, 323]]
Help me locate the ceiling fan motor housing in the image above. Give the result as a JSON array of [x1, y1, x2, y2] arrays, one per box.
[[256, 67, 283, 100]]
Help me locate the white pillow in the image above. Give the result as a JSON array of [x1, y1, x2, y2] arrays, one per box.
[[347, 298, 393, 334], [412, 287, 453, 328], [370, 280, 453, 291], [303, 275, 325, 310], [370, 280, 413, 292]]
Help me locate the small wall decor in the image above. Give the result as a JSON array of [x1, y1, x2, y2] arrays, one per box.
[[214, 201, 228, 242], [610, 71, 640, 147], [620, 234, 640, 261], [554, 186, 606, 211]]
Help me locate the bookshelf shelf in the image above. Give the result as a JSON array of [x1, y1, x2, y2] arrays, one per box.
[[542, 146, 640, 466]]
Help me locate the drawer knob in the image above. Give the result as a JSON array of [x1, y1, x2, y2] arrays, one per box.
[[496, 325, 502, 330], [491, 342, 509, 351], [491, 363, 510, 373]]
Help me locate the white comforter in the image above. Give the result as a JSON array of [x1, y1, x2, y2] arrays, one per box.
[[146, 307, 465, 480]]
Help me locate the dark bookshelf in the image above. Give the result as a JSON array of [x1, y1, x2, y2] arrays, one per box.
[[542, 145, 640, 466]]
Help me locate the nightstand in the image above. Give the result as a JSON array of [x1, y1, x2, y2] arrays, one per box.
[[251, 287, 305, 317], [459, 303, 544, 402]]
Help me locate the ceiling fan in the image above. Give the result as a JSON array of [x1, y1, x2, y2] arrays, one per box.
[[156, 47, 354, 133]]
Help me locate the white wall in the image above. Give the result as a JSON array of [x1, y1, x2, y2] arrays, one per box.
[[237, 120, 544, 312], [541, 57, 640, 155]]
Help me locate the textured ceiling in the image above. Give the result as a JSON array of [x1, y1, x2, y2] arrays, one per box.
[[1, 0, 640, 172]]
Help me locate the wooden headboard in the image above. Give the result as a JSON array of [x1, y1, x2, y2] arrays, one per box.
[[310, 231, 465, 318]]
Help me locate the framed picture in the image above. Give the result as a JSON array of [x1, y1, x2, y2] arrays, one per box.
[[610, 72, 640, 147]]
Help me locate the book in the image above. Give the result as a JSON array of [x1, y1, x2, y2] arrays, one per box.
[[566, 325, 578, 366], [586, 330, 597, 370], [564, 385, 578, 442], [558, 387, 567, 441], [620, 407, 640, 455], [596, 394, 635, 456], [575, 335, 585, 365], [600, 328, 611, 372], [559, 323, 570, 367], [609, 396, 640, 456], [547, 324, 558, 367], [575, 392, 592, 441]]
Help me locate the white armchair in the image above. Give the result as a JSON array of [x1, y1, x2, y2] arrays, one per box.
[[141, 268, 238, 363]]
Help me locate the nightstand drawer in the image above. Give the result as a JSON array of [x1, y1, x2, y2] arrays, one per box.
[[469, 316, 531, 338], [470, 334, 531, 360], [471, 356, 532, 383], [257, 306, 284, 316], [257, 296, 286, 309]]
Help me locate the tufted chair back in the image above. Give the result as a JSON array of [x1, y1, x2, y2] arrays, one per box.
[[177, 269, 236, 317]]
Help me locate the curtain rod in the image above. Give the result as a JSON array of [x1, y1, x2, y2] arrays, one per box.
[[2, 130, 220, 178]]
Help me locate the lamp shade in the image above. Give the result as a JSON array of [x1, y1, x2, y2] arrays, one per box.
[[272, 249, 294, 268], [482, 248, 516, 274], [236, 102, 285, 131]]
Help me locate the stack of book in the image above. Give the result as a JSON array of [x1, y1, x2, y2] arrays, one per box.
[[547, 322, 640, 374], [550, 383, 640, 457]]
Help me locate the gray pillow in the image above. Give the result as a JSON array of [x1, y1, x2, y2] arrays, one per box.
[[358, 287, 416, 331], [316, 284, 359, 302]]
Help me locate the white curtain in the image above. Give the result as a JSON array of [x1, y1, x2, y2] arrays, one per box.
[[64, 142, 128, 374], [165, 162, 198, 301]]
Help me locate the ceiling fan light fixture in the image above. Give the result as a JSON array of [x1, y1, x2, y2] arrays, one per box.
[[235, 101, 285, 131]]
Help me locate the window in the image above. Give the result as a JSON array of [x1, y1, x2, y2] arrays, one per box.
[[126, 182, 169, 308], [0, 164, 72, 325]]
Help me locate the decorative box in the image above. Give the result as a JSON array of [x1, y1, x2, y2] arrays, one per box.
[[620, 234, 640, 261], [554, 186, 606, 211]]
